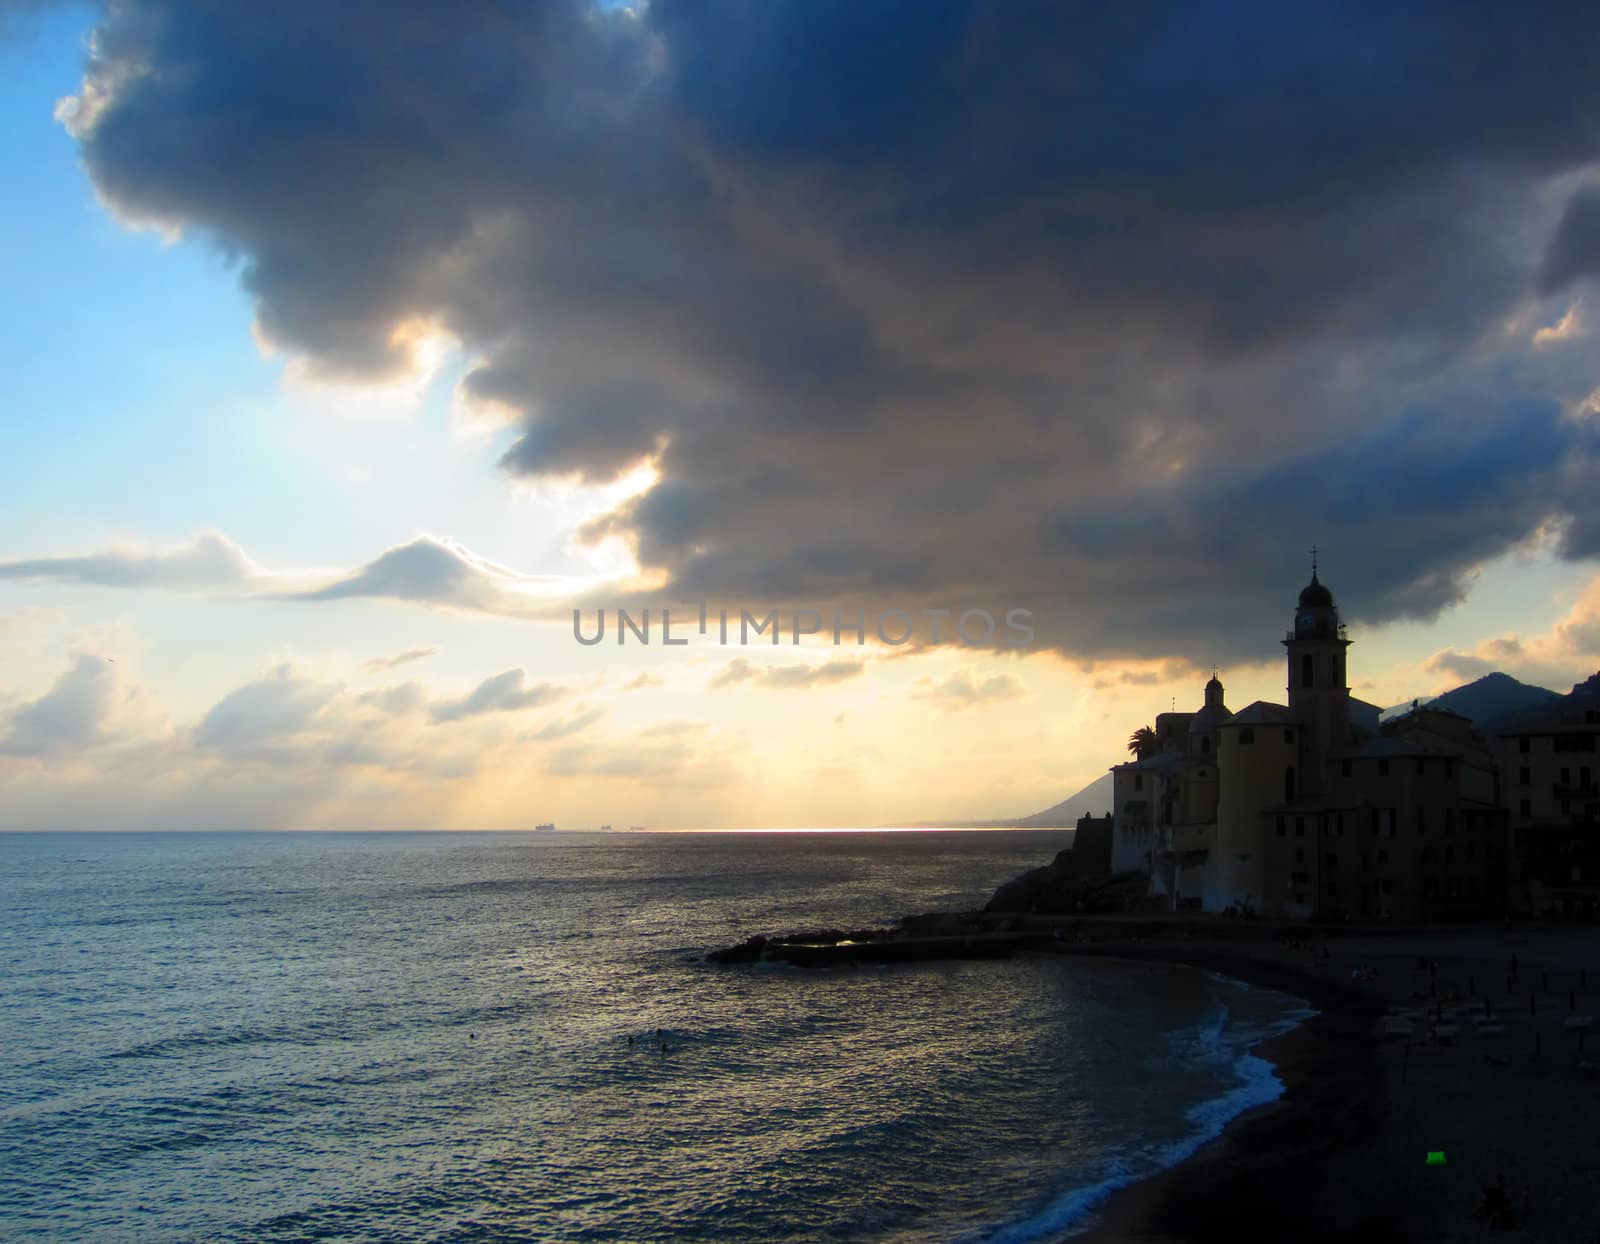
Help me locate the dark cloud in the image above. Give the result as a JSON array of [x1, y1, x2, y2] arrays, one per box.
[[1426, 644, 1523, 683], [63, 1, 1600, 661], [1539, 187, 1600, 294]]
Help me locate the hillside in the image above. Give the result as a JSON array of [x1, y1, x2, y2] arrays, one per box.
[[922, 769, 1114, 829], [1384, 671, 1559, 727], [1430, 672, 1560, 725], [1004, 770, 1114, 827], [1481, 670, 1600, 734]]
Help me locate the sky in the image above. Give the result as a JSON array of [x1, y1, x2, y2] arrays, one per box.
[[1, 0, 1598, 830]]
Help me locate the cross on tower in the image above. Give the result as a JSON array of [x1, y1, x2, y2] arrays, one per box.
[[1310, 544, 1318, 575]]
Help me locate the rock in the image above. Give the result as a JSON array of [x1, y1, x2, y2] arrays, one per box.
[[705, 935, 769, 964], [984, 862, 1149, 914]]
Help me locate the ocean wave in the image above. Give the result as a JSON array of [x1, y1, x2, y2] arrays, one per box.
[[968, 977, 1315, 1244]]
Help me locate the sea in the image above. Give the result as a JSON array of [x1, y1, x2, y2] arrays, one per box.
[[0, 830, 1312, 1243]]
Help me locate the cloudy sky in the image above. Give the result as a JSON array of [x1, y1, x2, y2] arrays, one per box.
[[2, 0, 1599, 829]]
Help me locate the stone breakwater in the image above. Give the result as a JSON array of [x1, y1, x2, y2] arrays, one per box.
[[704, 829, 1150, 967]]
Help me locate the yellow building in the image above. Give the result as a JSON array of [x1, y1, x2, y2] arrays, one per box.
[[1110, 567, 1509, 919]]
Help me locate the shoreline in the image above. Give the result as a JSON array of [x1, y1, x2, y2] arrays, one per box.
[[1045, 946, 1389, 1243], [705, 918, 1600, 1241]]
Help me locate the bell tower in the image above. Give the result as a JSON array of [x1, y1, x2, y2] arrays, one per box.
[[1282, 548, 1351, 799]]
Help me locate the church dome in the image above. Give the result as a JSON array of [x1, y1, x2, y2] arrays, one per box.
[[1298, 572, 1334, 609]]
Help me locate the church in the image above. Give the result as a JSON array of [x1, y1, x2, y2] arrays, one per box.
[[1108, 564, 1508, 920]]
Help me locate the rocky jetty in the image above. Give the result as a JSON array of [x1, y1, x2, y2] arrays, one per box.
[[983, 854, 1149, 914], [704, 823, 1150, 966], [980, 814, 1148, 914], [705, 927, 890, 965]]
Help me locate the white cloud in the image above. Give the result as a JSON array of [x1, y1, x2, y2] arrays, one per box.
[[428, 668, 567, 723], [362, 646, 438, 672], [910, 669, 1026, 711], [195, 664, 341, 752], [0, 530, 262, 590], [294, 535, 576, 618], [0, 654, 120, 755], [708, 656, 864, 690]]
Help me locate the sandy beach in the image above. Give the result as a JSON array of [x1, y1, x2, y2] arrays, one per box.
[[1045, 923, 1600, 1243]]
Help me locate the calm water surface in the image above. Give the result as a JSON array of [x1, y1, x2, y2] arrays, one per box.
[[0, 831, 1307, 1242]]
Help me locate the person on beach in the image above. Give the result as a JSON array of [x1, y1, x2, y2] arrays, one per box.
[[1470, 1174, 1515, 1229]]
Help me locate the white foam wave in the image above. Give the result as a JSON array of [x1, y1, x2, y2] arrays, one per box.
[[970, 977, 1316, 1244]]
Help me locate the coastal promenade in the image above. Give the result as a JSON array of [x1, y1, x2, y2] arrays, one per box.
[[710, 916, 1600, 1241]]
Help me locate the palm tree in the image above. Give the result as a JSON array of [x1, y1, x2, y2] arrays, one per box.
[[1127, 725, 1158, 760]]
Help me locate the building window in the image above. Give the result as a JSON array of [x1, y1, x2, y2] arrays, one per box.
[[1295, 817, 1305, 836], [1416, 809, 1425, 836], [1326, 852, 1338, 866], [1202, 737, 1210, 755], [1378, 758, 1390, 777], [1275, 815, 1286, 837], [1238, 728, 1254, 744], [1445, 760, 1454, 778], [1519, 736, 1530, 754], [1445, 809, 1454, 833], [1378, 850, 1389, 865], [1284, 766, 1296, 803], [1520, 767, 1531, 786], [1135, 774, 1143, 791], [1561, 767, 1571, 786], [1301, 653, 1314, 687], [1283, 729, 1295, 743], [1294, 893, 1306, 905], [1294, 847, 1305, 862], [1327, 880, 1338, 896], [1341, 759, 1352, 778], [1415, 757, 1425, 776], [1387, 809, 1397, 836], [1520, 799, 1531, 817]]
